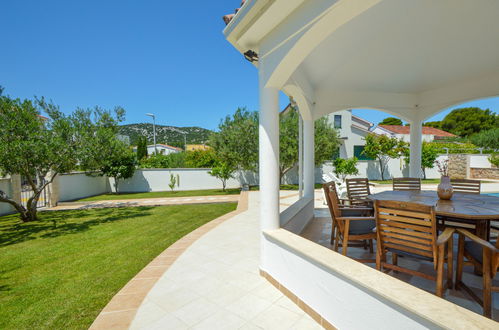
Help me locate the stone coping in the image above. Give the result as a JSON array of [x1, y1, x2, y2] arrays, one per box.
[[89, 191, 249, 329], [264, 228, 498, 330]]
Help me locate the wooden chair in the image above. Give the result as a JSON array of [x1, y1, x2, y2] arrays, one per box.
[[439, 179, 482, 232], [455, 228, 499, 318], [451, 179, 481, 194], [374, 200, 454, 297], [323, 182, 376, 262], [392, 177, 421, 191], [346, 178, 373, 206]]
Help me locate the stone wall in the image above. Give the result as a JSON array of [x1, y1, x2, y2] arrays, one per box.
[[448, 154, 468, 179], [470, 168, 499, 180]]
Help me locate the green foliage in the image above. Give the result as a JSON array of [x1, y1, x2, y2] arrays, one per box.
[[403, 142, 439, 179], [100, 150, 137, 193], [379, 117, 402, 125], [209, 161, 236, 191], [139, 152, 186, 168], [209, 107, 259, 172], [184, 149, 217, 168], [314, 117, 341, 166], [470, 128, 499, 150], [136, 136, 148, 160], [0, 95, 125, 222], [431, 141, 480, 154], [423, 121, 442, 129], [279, 108, 300, 182], [440, 107, 498, 137], [490, 153, 499, 167], [363, 134, 406, 180], [168, 173, 180, 191], [333, 157, 359, 181]]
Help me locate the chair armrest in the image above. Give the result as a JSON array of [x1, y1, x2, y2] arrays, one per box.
[[338, 207, 373, 212], [456, 228, 499, 252], [436, 227, 454, 246], [337, 216, 375, 221]]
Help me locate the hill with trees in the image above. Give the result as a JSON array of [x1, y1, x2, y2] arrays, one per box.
[[119, 123, 213, 148]]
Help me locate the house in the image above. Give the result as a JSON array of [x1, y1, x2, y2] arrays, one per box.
[[133, 144, 182, 155], [327, 110, 373, 160], [372, 125, 456, 142]]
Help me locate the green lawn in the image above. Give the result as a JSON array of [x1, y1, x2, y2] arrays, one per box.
[[0, 203, 237, 329], [77, 188, 241, 202]]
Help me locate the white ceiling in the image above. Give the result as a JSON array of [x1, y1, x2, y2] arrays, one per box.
[[301, 0, 499, 94]]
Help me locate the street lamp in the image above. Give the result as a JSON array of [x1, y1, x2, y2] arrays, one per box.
[[146, 113, 157, 154]]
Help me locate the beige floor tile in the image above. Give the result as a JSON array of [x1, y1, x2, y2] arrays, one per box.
[[251, 282, 284, 303], [129, 301, 167, 330], [190, 309, 246, 330], [275, 296, 305, 314], [289, 315, 325, 330], [251, 303, 303, 330], [225, 293, 273, 320], [171, 296, 220, 326], [148, 287, 200, 313], [147, 313, 189, 330]]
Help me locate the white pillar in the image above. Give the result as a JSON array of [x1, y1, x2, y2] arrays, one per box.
[[298, 113, 304, 198], [303, 118, 315, 198], [409, 120, 423, 178], [259, 86, 280, 231]]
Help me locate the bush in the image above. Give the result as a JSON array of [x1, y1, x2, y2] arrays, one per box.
[[490, 153, 499, 167], [333, 157, 359, 181], [139, 153, 185, 168], [470, 128, 499, 150], [184, 150, 217, 168]]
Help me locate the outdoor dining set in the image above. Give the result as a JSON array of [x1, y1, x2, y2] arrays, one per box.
[[323, 178, 499, 318]]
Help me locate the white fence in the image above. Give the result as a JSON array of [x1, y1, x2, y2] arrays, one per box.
[[58, 173, 111, 202], [113, 169, 246, 193], [0, 177, 14, 215]]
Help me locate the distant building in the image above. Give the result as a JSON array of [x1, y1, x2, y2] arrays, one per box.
[[186, 144, 211, 152], [327, 110, 374, 160], [133, 144, 182, 155], [372, 125, 456, 142]]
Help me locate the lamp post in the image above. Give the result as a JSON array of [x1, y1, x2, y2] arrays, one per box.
[[146, 113, 157, 154]]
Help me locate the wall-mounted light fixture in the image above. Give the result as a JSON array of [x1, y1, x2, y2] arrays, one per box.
[[244, 50, 259, 62]]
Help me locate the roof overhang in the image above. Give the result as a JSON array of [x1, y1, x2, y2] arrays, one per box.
[[224, 0, 499, 122]]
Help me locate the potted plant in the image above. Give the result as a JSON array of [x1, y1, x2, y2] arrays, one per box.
[[435, 159, 453, 200]]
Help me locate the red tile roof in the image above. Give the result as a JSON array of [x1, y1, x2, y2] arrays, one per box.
[[378, 125, 456, 137]]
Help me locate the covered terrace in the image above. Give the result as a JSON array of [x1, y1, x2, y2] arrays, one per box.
[[224, 0, 499, 328]]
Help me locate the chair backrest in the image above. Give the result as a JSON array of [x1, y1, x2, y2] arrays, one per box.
[[392, 177, 422, 191], [346, 178, 371, 201], [375, 200, 438, 265], [450, 179, 481, 194], [322, 182, 342, 219]]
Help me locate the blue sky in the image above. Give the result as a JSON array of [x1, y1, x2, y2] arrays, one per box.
[[1, 1, 498, 130]]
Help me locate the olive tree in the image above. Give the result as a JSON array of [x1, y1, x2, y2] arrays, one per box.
[[0, 95, 125, 222], [363, 134, 406, 180]]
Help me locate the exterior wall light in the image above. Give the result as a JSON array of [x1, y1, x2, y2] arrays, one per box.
[[244, 50, 259, 62]]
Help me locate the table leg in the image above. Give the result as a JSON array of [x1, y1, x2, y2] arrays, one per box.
[[474, 220, 490, 240]]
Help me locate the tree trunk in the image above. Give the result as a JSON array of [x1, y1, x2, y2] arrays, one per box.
[[379, 159, 385, 181], [422, 168, 427, 180], [222, 179, 227, 192], [114, 178, 119, 194]]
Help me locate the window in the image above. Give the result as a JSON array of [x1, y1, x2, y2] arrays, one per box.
[[353, 145, 373, 161], [334, 115, 342, 129]]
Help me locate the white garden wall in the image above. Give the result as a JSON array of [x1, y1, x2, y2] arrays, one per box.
[[113, 169, 247, 193], [0, 178, 14, 215], [470, 154, 493, 169], [58, 173, 111, 202]]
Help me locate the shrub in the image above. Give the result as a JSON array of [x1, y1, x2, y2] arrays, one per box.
[[139, 152, 185, 168]]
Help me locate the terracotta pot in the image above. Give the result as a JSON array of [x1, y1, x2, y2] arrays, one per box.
[[437, 176, 453, 200]]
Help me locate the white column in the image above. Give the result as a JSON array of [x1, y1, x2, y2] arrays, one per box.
[[298, 113, 304, 198], [409, 119, 423, 178], [259, 86, 280, 231], [303, 118, 315, 198]]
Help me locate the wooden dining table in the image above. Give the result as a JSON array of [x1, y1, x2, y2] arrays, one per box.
[[368, 190, 499, 240]]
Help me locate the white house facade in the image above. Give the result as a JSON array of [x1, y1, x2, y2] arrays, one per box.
[[327, 110, 373, 160], [133, 144, 182, 155]]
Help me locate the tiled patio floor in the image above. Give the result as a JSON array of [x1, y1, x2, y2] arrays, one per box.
[[127, 191, 322, 330], [301, 209, 499, 321]]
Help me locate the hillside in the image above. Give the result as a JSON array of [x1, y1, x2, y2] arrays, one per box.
[[119, 123, 213, 148]]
